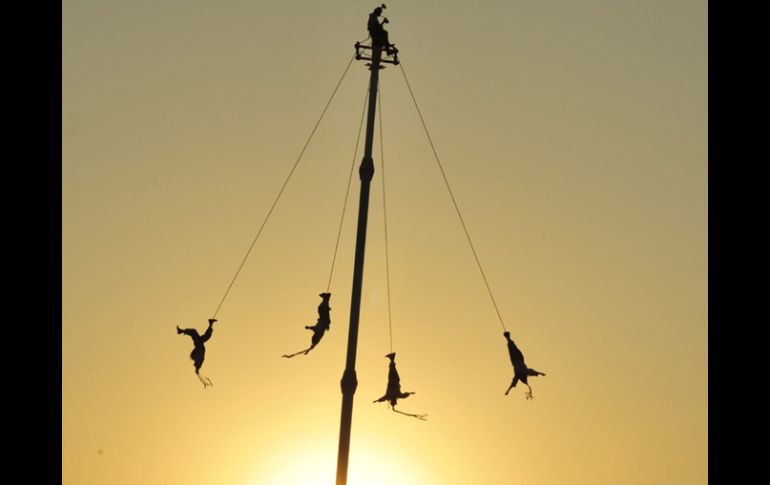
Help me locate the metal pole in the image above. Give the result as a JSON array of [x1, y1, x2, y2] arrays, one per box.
[[335, 42, 382, 485]]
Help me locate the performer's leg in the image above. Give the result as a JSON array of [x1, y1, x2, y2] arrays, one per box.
[[200, 324, 214, 343], [179, 328, 200, 340]]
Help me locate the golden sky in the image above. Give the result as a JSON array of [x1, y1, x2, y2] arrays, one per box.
[[63, 1, 707, 484]]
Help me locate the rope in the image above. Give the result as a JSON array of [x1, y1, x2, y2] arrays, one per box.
[[398, 62, 508, 333], [327, 87, 370, 292], [211, 55, 356, 319], [378, 87, 394, 353]]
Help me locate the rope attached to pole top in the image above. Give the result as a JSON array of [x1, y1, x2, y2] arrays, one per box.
[[210, 55, 356, 320], [327, 87, 370, 293], [378, 86, 395, 354], [398, 62, 508, 333]]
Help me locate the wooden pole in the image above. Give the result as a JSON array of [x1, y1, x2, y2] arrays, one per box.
[[335, 41, 382, 485]]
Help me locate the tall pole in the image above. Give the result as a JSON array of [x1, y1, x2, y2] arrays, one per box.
[[335, 42, 383, 485]]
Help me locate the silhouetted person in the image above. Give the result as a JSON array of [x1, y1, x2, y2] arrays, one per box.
[[374, 353, 427, 420], [177, 318, 217, 388], [504, 331, 545, 399], [316, 291, 331, 326], [368, 5, 396, 55], [282, 293, 332, 358]]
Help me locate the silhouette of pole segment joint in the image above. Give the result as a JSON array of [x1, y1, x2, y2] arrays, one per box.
[[356, 4, 400, 66]]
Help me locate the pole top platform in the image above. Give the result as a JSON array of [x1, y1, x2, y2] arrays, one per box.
[[355, 41, 400, 65], [358, 4, 399, 65]]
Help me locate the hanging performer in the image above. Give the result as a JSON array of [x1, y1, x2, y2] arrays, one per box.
[[282, 293, 332, 358], [503, 331, 546, 399], [177, 318, 217, 388], [367, 4, 397, 56], [373, 353, 427, 420]]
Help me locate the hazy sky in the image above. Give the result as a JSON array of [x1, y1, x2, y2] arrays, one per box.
[[63, 1, 707, 484]]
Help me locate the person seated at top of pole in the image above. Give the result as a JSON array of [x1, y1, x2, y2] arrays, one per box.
[[282, 293, 332, 358], [177, 318, 217, 388], [503, 331, 546, 400], [374, 353, 427, 420], [368, 4, 397, 55]]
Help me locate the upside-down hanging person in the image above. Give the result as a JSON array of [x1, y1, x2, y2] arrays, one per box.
[[283, 293, 332, 358], [177, 318, 217, 388], [503, 331, 546, 399], [373, 352, 427, 420]]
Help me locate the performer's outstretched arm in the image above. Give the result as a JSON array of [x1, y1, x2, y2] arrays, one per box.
[[505, 376, 518, 395]]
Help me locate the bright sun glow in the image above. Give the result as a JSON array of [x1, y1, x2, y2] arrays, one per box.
[[252, 439, 426, 485]]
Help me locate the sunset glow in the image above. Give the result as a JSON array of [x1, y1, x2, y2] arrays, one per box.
[[63, 1, 707, 484]]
